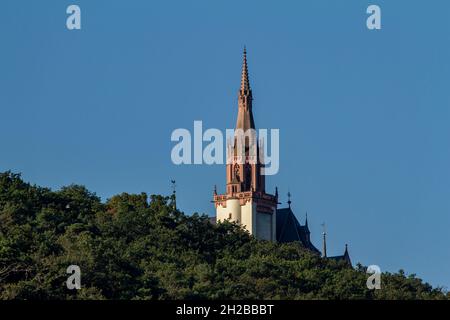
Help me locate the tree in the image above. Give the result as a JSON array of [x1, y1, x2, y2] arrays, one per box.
[[0, 171, 447, 300]]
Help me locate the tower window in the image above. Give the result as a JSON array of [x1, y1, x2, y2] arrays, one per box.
[[245, 163, 252, 191]]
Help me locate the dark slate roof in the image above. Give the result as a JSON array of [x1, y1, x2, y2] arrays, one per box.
[[328, 246, 352, 266], [276, 207, 320, 254], [209, 208, 344, 261]]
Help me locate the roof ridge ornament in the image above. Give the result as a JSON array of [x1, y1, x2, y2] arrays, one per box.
[[321, 222, 327, 258], [287, 191, 292, 208]]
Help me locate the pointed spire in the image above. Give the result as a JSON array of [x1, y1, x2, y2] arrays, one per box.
[[235, 47, 255, 130], [304, 211, 311, 243], [240, 46, 251, 93]]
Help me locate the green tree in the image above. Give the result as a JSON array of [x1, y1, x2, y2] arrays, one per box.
[[0, 171, 447, 300]]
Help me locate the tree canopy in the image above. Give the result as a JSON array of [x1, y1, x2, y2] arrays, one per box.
[[0, 171, 447, 300]]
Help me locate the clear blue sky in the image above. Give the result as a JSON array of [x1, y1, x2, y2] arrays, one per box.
[[1, 0, 449, 289]]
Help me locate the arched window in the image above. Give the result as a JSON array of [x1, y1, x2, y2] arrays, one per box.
[[244, 164, 252, 191], [234, 164, 240, 182]]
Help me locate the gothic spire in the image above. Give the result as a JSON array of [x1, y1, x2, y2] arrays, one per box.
[[240, 46, 251, 93], [343, 244, 351, 265], [235, 47, 255, 130]]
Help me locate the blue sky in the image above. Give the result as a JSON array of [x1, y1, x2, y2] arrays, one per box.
[[1, 0, 449, 289]]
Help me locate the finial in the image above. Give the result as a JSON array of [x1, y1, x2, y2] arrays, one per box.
[[275, 186, 278, 198], [287, 191, 291, 208], [305, 211, 309, 227], [240, 47, 250, 92], [170, 179, 177, 209], [214, 184, 217, 195], [321, 222, 327, 258]]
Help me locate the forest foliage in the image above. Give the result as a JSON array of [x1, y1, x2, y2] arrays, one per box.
[[0, 171, 447, 300]]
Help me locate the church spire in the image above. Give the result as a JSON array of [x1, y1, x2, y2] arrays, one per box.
[[240, 46, 251, 93], [213, 48, 279, 242], [235, 47, 255, 131]]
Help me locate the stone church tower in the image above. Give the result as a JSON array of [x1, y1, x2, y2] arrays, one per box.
[[211, 49, 351, 264], [213, 48, 278, 241]]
